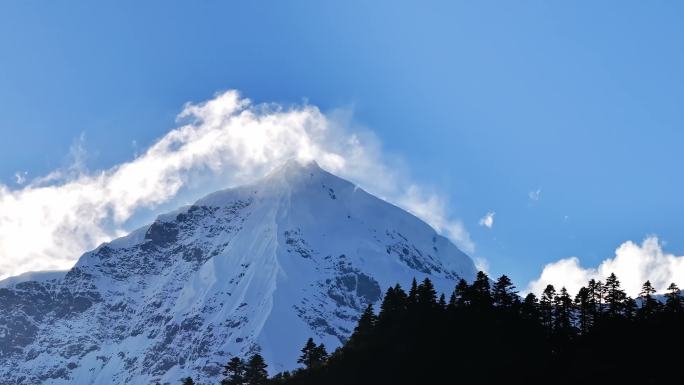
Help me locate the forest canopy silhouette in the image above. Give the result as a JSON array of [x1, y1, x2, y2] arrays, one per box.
[[181, 271, 683, 385]]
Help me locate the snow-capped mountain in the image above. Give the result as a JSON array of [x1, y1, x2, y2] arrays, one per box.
[[0, 160, 476, 385]]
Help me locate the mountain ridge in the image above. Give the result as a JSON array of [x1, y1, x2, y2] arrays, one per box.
[[0, 160, 476, 385]]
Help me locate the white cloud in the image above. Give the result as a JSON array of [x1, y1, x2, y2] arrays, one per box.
[[528, 188, 541, 201], [14, 171, 27, 185], [397, 185, 474, 253], [478, 211, 495, 229], [474, 257, 490, 274], [0, 90, 474, 279], [527, 236, 684, 296]]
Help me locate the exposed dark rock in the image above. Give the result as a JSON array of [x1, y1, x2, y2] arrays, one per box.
[[355, 273, 381, 303], [144, 221, 179, 247]]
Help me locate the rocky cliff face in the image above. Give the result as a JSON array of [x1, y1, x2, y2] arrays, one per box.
[[0, 161, 476, 385]]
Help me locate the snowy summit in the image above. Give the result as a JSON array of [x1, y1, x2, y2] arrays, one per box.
[[0, 160, 476, 385]]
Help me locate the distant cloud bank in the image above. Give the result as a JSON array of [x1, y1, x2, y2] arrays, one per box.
[[527, 236, 684, 296], [0, 90, 473, 279]]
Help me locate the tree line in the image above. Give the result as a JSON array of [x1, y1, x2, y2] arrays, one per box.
[[178, 271, 683, 385]]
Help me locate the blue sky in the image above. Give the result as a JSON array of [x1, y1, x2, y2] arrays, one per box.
[[1, 1, 683, 291]]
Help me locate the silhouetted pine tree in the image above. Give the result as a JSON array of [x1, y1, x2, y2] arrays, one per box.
[[553, 287, 574, 335], [574, 286, 592, 334], [394, 283, 408, 301], [378, 284, 407, 325], [540, 285, 556, 333], [623, 296, 637, 320], [313, 344, 328, 364], [447, 292, 458, 311], [665, 283, 682, 314], [470, 271, 492, 309], [492, 274, 517, 308], [587, 279, 604, 317], [180, 377, 194, 385], [449, 278, 470, 309], [604, 273, 626, 317], [244, 354, 268, 385], [416, 278, 438, 309], [638, 280, 660, 320], [297, 338, 326, 369], [378, 286, 397, 322], [438, 293, 447, 309], [521, 293, 540, 321], [348, 304, 377, 349], [222, 357, 246, 385], [407, 278, 419, 307]]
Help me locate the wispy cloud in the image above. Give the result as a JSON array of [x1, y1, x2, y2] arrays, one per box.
[[527, 236, 684, 296], [0, 90, 474, 279], [14, 171, 27, 185], [528, 188, 541, 201], [474, 257, 490, 274], [398, 185, 474, 253], [478, 211, 495, 229]]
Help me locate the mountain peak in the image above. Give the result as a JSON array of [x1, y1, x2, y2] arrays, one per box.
[[265, 158, 324, 182], [193, 159, 330, 207], [0, 162, 476, 385], [281, 158, 321, 172]]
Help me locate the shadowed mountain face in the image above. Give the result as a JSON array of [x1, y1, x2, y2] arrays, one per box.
[[0, 161, 476, 385]]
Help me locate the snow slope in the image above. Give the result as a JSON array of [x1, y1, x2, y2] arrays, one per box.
[[0, 271, 66, 289], [0, 160, 476, 385]]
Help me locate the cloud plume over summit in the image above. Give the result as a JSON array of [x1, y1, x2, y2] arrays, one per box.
[[0, 90, 473, 279]]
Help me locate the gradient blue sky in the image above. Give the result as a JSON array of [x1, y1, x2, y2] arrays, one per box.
[[1, 1, 683, 288]]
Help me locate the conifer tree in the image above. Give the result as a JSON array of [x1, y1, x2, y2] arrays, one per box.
[[314, 343, 329, 365], [297, 340, 328, 369], [408, 278, 419, 307], [378, 284, 408, 325], [378, 286, 395, 315], [623, 296, 637, 320], [394, 283, 408, 305], [521, 293, 540, 321], [665, 283, 682, 313], [574, 286, 592, 334], [298, 338, 319, 368], [638, 280, 659, 320], [393, 284, 408, 314], [349, 304, 377, 349], [470, 271, 492, 309], [492, 275, 517, 308], [356, 304, 377, 334], [604, 273, 626, 317], [540, 285, 556, 332], [222, 357, 246, 385], [438, 293, 447, 309], [553, 287, 574, 335], [181, 377, 195, 385], [448, 292, 458, 311], [245, 354, 268, 385], [378, 286, 397, 322], [587, 279, 604, 317], [450, 278, 470, 309], [416, 278, 438, 308]]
